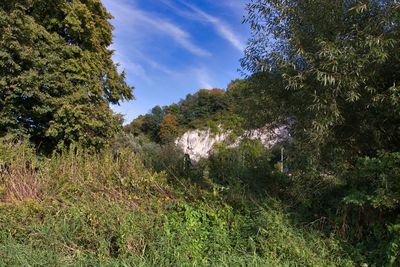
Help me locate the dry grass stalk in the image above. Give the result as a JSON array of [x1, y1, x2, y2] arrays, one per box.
[[1, 165, 41, 203]]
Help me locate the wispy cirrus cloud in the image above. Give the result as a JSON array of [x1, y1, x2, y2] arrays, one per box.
[[184, 3, 245, 52], [103, 0, 210, 57], [220, 1, 248, 17], [112, 49, 154, 86], [192, 67, 214, 89], [102, 0, 250, 122], [128, 47, 176, 76], [162, 0, 245, 52]]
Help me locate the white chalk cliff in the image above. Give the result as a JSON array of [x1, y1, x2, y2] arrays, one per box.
[[175, 124, 289, 162]]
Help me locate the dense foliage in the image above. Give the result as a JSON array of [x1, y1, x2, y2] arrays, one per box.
[[125, 1, 400, 264], [242, 0, 400, 171], [125, 89, 236, 143], [239, 0, 400, 264], [0, 0, 133, 151], [0, 141, 353, 266], [125, 85, 272, 143], [0, 0, 399, 266]]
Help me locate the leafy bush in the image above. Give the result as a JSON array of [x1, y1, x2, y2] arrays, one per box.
[[340, 152, 400, 265], [206, 140, 289, 196], [111, 134, 188, 179]]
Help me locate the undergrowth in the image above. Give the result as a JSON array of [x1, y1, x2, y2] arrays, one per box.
[[0, 141, 354, 266]]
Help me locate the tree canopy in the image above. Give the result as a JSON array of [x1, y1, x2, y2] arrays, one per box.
[[242, 0, 400, 171], [125, 88, 235, 143], [0, 0, 133, 151]]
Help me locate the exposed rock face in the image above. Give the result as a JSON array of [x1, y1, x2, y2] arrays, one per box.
[[233, 124, 289, 148], [175, 124, 289, 162], [175, 129, 228, 162]]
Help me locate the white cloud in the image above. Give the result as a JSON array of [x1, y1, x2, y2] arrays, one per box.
[[103, 0, 210, 57], [192, 67, 214, 89], [186, 4, 245, 52], [162, 0, 245, 52], [144, 58, 176, 76], [128, 47, 176, 76], [221, 1, 247, 17], [112, 50, 154, 86]]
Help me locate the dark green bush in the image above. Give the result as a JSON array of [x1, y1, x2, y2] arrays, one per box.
[[340, 152, 400, 265]]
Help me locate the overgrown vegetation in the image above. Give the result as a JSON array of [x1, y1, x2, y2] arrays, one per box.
[[1, 0, 399, 266], [0, 141, 354, 266]]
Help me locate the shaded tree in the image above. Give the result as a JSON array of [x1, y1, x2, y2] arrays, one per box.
[[242, 0, 400, 172], [227, 74, 287, 129]]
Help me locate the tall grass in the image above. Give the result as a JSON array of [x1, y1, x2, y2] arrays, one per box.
[[0, 140, 354, 266]]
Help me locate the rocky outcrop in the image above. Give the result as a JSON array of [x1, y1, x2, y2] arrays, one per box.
[[175, 124, 289, 162], [175, 129, 228, 162]]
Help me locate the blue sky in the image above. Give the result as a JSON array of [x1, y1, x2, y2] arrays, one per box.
[[102, 0, 250, 123]]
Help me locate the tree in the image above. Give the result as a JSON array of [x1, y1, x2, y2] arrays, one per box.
[[242, 3, 400, 263], [227, 74, 287, 129], [242, 0, 400, 171], [0, 0, 133, 151], [159, 114, 179, 144]]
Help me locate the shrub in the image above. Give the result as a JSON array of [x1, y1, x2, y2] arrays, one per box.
[[340, 152, 400, 265]]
